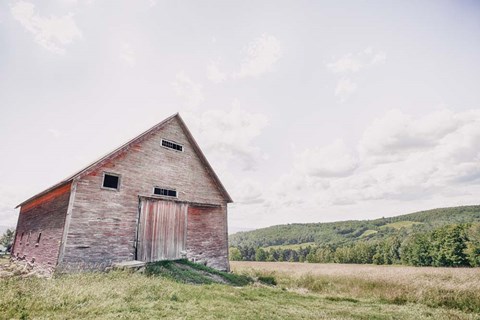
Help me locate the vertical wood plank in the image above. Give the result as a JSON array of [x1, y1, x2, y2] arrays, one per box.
[[137, 198, 187, 262]]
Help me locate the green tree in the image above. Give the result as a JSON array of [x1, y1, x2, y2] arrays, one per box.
[[431, 224, 469, 267], [465, 224, 480, 267], [306, 251, 315, 263], [229, 247, 242, 261], [401, 233, 432, 266], [315, 246, 334, 263], [255, 248, 267, 261], [0, 229, 14, 251]]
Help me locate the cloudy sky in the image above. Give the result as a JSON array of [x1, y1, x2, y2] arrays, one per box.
[[1, 1, 480, 232]]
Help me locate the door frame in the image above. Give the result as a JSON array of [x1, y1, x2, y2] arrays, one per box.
[[134, 195, 222, 261]]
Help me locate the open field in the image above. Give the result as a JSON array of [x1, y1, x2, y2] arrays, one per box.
[[380, 221, 423, 230], [232, 262, 480, 315], [264, 242, 316, 250], [1, 257, 479, 319]]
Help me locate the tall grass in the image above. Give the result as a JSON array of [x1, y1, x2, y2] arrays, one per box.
[[1, 259, 479, 319], [232, 262, 480, 314]]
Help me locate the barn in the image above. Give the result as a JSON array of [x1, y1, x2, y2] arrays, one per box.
[[11, 113, 232, 273]]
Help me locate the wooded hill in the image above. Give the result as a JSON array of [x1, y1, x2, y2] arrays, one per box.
[[230, 205, 480, 248]]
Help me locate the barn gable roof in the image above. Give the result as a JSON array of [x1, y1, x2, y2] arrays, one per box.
[[16, 113, 233, 208]]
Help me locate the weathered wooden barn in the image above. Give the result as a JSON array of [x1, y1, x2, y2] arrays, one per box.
[[11, 113, 232, 272]]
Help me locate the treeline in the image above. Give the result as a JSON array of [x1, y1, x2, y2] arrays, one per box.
[[230, 223, 480, 267], [230, 205, 480, 248]]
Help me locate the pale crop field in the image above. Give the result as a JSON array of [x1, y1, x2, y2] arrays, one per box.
[[232, 261, 480, 315], [231, 261, 480, 290]]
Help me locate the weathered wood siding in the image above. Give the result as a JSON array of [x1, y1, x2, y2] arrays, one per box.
[[186, 205, 229, 271], [12, 183, 71, 270], [137, 199, 188, 262], [60, 117, 228, 270]]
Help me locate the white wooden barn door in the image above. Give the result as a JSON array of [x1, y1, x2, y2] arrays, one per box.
[[137, 198, 188, 262]]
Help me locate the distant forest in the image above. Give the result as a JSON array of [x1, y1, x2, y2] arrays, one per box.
[[229, 205, 480, 267]]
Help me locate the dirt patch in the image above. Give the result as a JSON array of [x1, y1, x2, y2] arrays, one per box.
[[0, 256, 52, 278]]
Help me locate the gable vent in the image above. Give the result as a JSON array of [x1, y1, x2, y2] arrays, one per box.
[[162, 139, 183, 152]]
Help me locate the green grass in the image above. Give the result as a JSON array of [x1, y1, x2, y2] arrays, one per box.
[[359, 229, 378, 238], [233, 262, 480, 317], [1, 270, 478, 320], [380, 221, 423, 230], [264, 242, 316, 250], [1, 259, 479, 319], [144, 259, 252, 286]]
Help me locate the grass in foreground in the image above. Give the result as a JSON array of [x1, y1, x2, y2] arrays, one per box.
[[1, 270, 479, 320], [1, 260, 479, 319]]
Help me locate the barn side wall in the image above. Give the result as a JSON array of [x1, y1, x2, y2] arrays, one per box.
[[60, 117, 228, 270], [12, 183, 71, 271], [186, 205, 229, 271]]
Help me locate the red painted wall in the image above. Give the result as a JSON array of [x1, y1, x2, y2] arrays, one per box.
[[186, 205, 229, 271], [12, 183, 71, 270]]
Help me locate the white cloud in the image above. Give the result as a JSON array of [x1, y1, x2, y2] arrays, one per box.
[[11, 1, 82, 54], [119, 42, 136, 67], [270, 108, 480, 210], [334, 78, 357, 102], [295, 139, 358, 178], [206, 61, 227, 83], [327, 54, 364, 74], [235, 34, 282, 78], [327, 47, 386, 74], [148, 0, 158, 7], [48, 128, 61, 138], [230, 178, 265, 205], [370, 51, 386, 65], [184, 103, 269, 171], [327, 47, 386, 102], [172, 72, 204, 109], [359, 109, 462, 163]]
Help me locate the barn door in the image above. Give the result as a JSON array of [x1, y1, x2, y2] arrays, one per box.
[[136, 198, 188, 262]]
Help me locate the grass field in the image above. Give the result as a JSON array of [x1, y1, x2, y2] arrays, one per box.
[[264, 242, 316, 250], [232, 262, 480, 316], [380, 220, 423, 230], [1, 256, 480, 319], [359, 229, 378, 237]]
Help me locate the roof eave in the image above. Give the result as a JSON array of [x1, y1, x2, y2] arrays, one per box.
[[15, 180, 72, 209]]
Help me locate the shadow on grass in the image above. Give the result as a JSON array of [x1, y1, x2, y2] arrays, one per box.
[[145, 259, 252, 286]]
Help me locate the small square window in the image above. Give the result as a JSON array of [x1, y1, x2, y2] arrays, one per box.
[[102, 173, 120, 190]]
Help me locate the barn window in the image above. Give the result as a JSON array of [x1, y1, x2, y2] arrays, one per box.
[[161, 139, 183, 152], [20, 232, 24, 244], [102, 173, 120, 190], [153, 187, 177, 197]]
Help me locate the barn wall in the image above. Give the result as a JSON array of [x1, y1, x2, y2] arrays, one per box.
[[186, 205, 229, 271], [60, 117, 228, 270], [12, 183, 71, 270]]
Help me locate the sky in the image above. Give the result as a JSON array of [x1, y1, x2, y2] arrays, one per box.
[[1, 1, 480, 232]]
